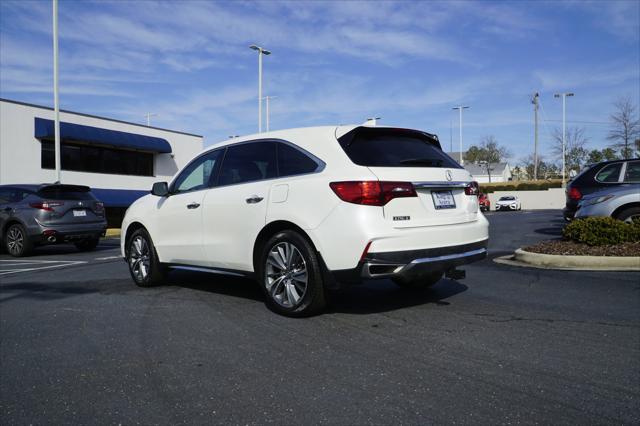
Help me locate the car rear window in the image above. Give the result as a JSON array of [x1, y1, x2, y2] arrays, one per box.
[[37, 185, 96, 200], [595, 163, 622, 183], [338, 128, 460, 168]]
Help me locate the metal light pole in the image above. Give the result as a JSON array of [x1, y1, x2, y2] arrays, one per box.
[[53, 0, 61, 183], [250, 45, 271, 133], [531, 93, 539, 180], [452, 106, 469, 165], [262, 96, 277, 132], [554, 92, 574, 187], [145, 113, 157, 126]]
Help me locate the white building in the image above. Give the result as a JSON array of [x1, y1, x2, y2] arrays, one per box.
[[463, 162, 513, 183], [0, 98, 203, 223]]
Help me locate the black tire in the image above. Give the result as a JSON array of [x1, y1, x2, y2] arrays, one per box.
[[126, 228, 166, 287], [615, 206, 640, 223], [74, 237, 100, 252], [4, 223, 32, 257], [258, 230, 326, 317], [393, 271, 443, 290]]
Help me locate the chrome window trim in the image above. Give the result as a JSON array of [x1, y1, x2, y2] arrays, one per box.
[[412, 181, 471, 189]]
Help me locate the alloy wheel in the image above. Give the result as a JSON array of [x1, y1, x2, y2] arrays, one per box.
[[6, 226, 24, 256], [129, 235, 151, 282], [623, 214, 640, 224], [265, 242, 308, 308]]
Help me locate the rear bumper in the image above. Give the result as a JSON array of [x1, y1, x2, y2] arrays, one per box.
[[29, 220, 107, 244], [331, 239, 488, 284]]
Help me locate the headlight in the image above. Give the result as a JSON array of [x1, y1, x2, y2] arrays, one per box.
[[583, 195, 615, 207]]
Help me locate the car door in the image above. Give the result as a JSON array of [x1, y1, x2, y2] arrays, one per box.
[[201, 141, 277, 271], [152, 149, 222, 266]]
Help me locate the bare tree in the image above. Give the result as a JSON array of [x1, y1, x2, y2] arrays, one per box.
[[608, 97, 640, 159], [551, 127, 589, 174]]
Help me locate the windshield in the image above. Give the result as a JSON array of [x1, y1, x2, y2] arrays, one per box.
[[499, 196, 515, 201], [338, 127, 461, 168]]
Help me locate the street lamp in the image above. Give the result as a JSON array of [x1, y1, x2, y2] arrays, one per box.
[[554, 92, 574, 187], [365, 117, 381, 126], [262, 95, 277, 132], [249, 44, 271, 133], [452, 106, 470, 165]]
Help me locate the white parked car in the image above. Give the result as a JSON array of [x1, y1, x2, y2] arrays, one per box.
[[121, 125, 489, 316], [495, 195, 521, 211]]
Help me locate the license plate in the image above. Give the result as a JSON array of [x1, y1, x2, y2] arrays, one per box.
[[432, 190, 456, 210], [73, 210, 87, 217]]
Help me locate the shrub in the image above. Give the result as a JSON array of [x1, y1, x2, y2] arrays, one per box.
[[563, 217, 640, 246]]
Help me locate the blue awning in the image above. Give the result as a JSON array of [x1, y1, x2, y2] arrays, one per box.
[[92, 188, 149, 208], [34, 117, 172, 153]]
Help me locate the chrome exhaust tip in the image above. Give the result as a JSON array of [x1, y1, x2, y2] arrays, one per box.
[[47, 235, 57, 243]]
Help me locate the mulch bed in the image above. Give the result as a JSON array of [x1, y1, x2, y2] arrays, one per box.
[[524, 240, 640, 257]]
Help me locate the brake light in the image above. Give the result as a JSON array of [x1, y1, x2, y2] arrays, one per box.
[[94, 201, 105, 212], [465, 181, 479, 196], [30, 201, 64, 211], [329, 181, 417, 206], [568, 187, 582, 200]]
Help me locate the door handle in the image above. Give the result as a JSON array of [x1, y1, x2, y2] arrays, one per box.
[[245, 195, 264, 204], [186, 202, 200, 209]]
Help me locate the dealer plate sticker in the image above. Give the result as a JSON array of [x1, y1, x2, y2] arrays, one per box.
[[73, 210, 87, 217], [432, 190, 456, 210]]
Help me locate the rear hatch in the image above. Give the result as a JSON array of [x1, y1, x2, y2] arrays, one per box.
[[337, 126, 478, 228], [34, 184, 105, 225]]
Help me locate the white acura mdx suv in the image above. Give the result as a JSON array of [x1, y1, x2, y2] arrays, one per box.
[[121, 125, 489, 316]]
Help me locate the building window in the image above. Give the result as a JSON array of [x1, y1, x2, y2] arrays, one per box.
[[41, 141, 154, 176]]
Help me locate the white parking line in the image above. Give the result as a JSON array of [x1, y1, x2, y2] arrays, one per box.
[[94, 256, 122, 261], [0, 260, 87, 276]]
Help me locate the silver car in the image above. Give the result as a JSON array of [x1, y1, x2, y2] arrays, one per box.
[[0, 184, 107, 256], [575, 185, 640, 223]]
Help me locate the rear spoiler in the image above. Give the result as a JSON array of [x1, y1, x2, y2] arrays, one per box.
[[337, 126, 442, 150]]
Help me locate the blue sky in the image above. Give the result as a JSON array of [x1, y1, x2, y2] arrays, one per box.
[[1, 0, 638, 164]]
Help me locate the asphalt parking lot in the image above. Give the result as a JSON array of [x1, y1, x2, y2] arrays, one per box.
[[1, 210, 638, 424]]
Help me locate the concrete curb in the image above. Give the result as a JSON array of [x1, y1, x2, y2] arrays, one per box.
[[495, 248, 640, 271]]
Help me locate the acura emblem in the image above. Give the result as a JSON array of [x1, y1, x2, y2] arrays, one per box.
[[445, 170, 453, 181]]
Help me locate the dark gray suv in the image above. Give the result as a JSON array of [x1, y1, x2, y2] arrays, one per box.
[[0, 184, 108, 257]]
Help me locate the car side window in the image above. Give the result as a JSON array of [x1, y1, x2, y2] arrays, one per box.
[[595, 163, 622, 183], [624, 161, 640, 183], [217, 142, 276, 186], [0, 189, 12, 203], [172, 150, 222, 193], [277, 143, 320, 177]]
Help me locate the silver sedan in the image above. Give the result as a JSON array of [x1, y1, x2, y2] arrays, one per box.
[[575, 185, 640, 223]]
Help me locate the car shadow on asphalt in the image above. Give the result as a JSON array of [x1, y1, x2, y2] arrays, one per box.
[[533, 218, 565, 237], [327, 278, 468, 315], [163, 271, 468, 315]]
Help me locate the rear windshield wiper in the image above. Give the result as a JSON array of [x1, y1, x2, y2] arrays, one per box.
[[399, 158, 443, 167]]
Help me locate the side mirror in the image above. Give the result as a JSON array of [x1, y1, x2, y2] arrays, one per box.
[[151, 182, 169, 197]]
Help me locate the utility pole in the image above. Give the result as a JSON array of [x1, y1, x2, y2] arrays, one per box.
[[53, 0, 61, 183], [531, 93, 539, 180], [250, 45, 271, 133], [554, 92, 574, 187], [452, 106, 469, 165]]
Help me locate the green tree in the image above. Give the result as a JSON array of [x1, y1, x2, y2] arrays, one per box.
[[464, 136, 511, 182], [587, 148, 618, 164]]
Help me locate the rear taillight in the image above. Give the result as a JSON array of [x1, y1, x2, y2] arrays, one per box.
[[94, 201, 105, 213], [465, 181, 479, 196], [329, 181, 417, 206], [568, 187, 582, 200], [30, 201, 64, 211]]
